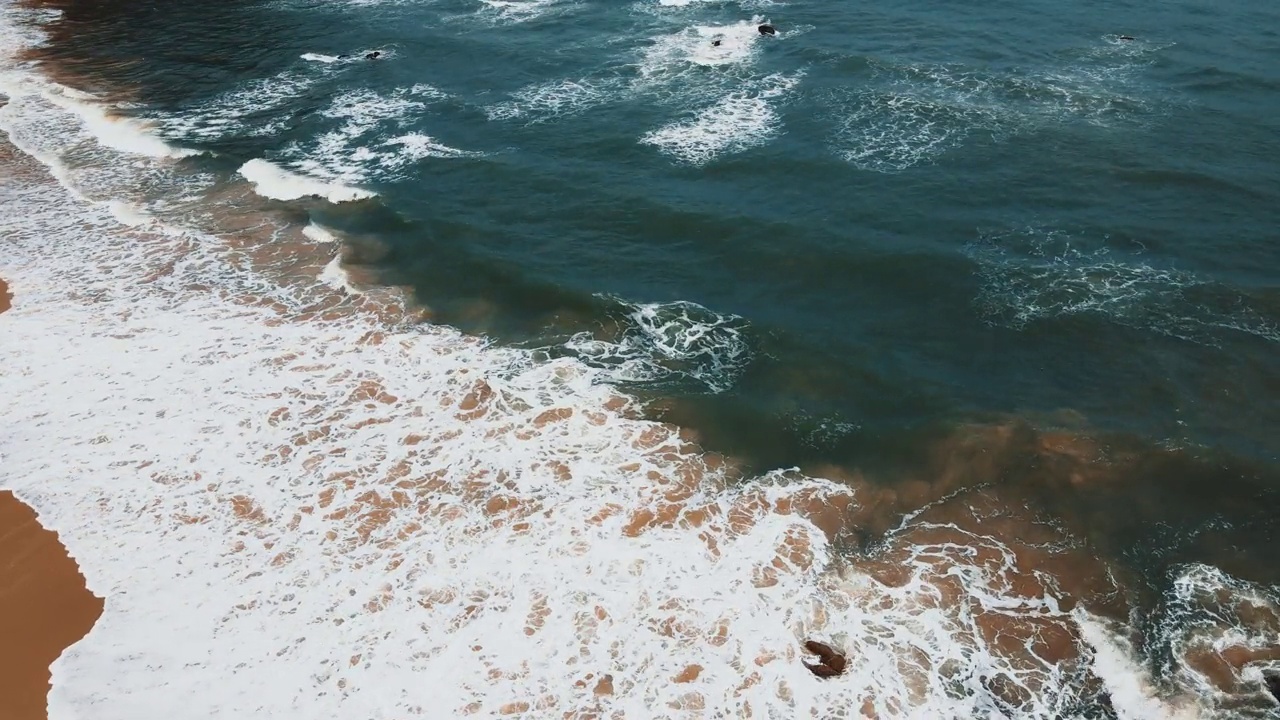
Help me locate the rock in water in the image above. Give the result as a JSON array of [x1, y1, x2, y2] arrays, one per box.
[[804, 661, 841, 678], [1265, 673, 1280, 704], [758, 24, 776, 36], [802, 640, 847, 678]]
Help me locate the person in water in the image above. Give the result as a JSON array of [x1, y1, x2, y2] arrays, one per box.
[[365, 51, 382, 60], [758, 24, 776, 35], [1118, 34, 1135, 41]]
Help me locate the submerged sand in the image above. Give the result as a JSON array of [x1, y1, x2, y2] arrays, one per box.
[[0, 490, 103, 720]]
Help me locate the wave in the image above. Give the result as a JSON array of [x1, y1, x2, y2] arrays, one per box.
[[273, 85, 477, 186], [562, 298, 752, 393], [0, 5, 1263, 719], [238, 158, 375, 203], [640, 71, 800, 165]]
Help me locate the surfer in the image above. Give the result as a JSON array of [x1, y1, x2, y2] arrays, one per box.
[[365, 51, 382, 60]]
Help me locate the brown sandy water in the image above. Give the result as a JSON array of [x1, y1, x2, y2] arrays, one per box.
[[0, 491, 104, 720]]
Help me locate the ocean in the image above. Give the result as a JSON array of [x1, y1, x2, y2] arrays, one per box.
[[1, 0, 1278, 717]]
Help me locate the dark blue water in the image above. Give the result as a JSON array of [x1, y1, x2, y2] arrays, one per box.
[[26, 0, 1280, 578]]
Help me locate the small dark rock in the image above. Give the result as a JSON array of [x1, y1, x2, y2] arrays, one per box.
[[758, 24, 776, 36], [1264, 673, 1280, 704], [712, 40, 722, 47], [802, 640, 847, 678], [804, 661, 841, 678]]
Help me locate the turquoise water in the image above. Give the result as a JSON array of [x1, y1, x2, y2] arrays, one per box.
[[6, 0, 1280, 714]]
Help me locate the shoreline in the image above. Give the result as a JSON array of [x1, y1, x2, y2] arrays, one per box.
[[2, 3, 1278, 717], [1, 276, 104, 720], [0, 490, 104, 720]]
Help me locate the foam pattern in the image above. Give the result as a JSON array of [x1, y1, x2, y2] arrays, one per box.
[[640, 71, 800, 165], [562, 299, 752, 393], [831, 42, 1166, 172], [0, 4, 1230, 719], [0, 104, 1212, 720], [484, 77, 626, 125], [1150, 564, 1280, 719], [967, 226, 1280, 346]]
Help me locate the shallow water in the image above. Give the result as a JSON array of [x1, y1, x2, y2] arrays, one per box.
[[1, 0, 1279, 717]]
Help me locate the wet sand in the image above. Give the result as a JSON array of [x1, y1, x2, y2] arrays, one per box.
[[0, 490, 103, 720]]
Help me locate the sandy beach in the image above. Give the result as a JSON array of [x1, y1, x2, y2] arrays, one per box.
[[3, 264, 100, 720], [1, 437, 103, 720]]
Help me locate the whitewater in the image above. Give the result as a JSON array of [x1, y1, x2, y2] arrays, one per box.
[[2, 2, 1277, 719]]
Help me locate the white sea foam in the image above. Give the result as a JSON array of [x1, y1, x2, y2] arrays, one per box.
[[302, 222, 342, 245], [967, 226, 1280, 345], [3, 109, 1209, 720], [635, 17, 765, 85], [475, 0, 576, 23], [485, 77, 625, 124], [238, 158, 375, 203], [564, 299, 752, 393], [1076, 612, 1203, 720], [152, 68, 326, 142], [831, 46, 1163, 172], [301, 52, 343, 64], [641, 72, 799, 165], [319, 252, 361, 293], [272, 85, 474, 185], [1153, 564, 1280, 717], [0, 4, 1251, 718]]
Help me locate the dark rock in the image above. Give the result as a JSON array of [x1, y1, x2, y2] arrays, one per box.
[[804, 661, 841, 678], [1118, 35, 1134, 41], [1265, 673, 1280, 704], [712, 40, 721, 47], [802, 640, 847, 678], [758, 24, 776, 36]]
